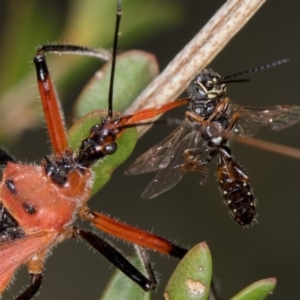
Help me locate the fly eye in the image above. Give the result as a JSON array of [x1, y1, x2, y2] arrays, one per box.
[[103, 143, 117, 155], [194, 86, 206, 99]]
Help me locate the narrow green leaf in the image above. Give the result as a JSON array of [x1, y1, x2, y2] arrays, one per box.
[[100, 256, 151, 300], [73, 50, 159, 119], [67, 110, 137, 195], [230, 278, 277, 300], [165, 242, 212, 300]]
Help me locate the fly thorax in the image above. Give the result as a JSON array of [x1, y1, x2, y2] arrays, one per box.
[[189, 98, 219, 118]]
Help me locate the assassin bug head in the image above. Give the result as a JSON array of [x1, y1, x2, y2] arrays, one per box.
[[76, 118, 120, 168]]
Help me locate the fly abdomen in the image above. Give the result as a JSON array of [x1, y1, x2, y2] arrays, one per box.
[[217, 151, 256, 226], [220, 179, 256, 225]]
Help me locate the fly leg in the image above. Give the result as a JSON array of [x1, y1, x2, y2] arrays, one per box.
[[227, 111, 241, 132], [206, 97, 230, 123], [179, 147, 218, 185]]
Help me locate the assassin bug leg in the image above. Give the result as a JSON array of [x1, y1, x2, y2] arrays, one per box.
[[75, 229, 157, 291], [34, 52, 68, 156], [15, 274, 43, 300], [80, 209, 187, 259], [0, 149, 16, 167], [134, 245, 157, 288], [124, 97, 190, 123]]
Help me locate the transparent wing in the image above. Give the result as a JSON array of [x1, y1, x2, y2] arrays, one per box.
[[230, 104, 300, 136], [141, 129, 201, 199], [125, 119, 201, 199], [125, 125, 187, 175]]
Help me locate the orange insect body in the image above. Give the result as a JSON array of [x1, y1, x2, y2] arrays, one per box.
[[1, 162, 92, 233], [0, 158, 93, 296]]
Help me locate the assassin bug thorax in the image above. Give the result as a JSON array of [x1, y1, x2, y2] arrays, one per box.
[[126, 59, 300, 226], [0, 1, 189, 299]]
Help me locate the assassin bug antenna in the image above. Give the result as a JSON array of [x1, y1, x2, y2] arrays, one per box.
[[108, 0, 122, 119], [0, 1, 191, 299]]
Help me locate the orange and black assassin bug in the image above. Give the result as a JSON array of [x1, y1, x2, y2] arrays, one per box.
[[0, 1, 188, 299]]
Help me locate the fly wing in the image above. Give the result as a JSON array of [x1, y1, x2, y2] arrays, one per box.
[[125, 118, 201, 199], [230, 104, 300, 136], [141, 125, 201, 199], [125, 125, 188, 175]]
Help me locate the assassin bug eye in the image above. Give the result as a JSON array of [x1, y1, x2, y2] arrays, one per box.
[[103, 143, 117, 155]]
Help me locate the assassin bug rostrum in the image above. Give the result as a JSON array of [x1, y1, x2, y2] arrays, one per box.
[[125, 59, 300, 226], [0, 1, 191, 299]]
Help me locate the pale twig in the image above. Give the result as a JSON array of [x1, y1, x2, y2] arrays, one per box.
[[124, 0, 267, 136], [230, 135, 300, 160]]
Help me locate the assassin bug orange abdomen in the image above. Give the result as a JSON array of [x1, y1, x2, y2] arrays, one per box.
[[0, 1, 188, 298]]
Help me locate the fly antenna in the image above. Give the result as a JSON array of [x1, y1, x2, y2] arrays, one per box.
[[221, 58, 290, 82], [220, 78, 250, 85], [108, 0, 122, 119]]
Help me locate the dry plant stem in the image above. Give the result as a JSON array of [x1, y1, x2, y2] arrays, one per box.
[[124, 0, 266, 137], [231, 135, 300, 160]]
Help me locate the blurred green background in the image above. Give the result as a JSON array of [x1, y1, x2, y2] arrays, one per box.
[[0, 0, 300, 299]]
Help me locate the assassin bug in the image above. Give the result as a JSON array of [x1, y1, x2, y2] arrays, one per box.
[[0, 1, 189, 299], [125, 59, 300, 225]]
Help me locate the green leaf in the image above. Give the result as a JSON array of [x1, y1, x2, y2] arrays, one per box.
[[73, 50, 159, 119], [230, 278, 277, 300], [100, 256, 151, 300], [165, 242, 212, 300], [67, 110, 137, 195]]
